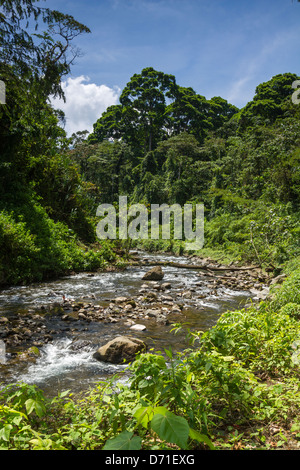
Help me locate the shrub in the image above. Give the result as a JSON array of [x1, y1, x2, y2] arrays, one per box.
[[280, 303, 300, 319], [0, 204, 113, 286], [0, 211, 40, 284], [270, 268, 300, 310]]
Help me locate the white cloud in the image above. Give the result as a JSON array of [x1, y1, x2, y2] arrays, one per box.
[[51, 76, 120, 136]]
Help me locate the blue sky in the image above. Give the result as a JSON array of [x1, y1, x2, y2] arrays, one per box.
[[47, 0, 300, 135]]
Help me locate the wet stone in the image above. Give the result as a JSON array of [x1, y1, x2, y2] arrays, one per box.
[[130, 324, 147, 331]]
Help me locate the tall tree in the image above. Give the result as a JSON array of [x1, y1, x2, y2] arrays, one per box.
[[90, 67, 178, 154], [166, 86, 212, 143], [208, 96, 239, 130], [0, 0, 93, 235], [236, 73, 299, 127], [0, 0, 90, 186], [89, 68, 239, 154], [119, 67, 178, 153]]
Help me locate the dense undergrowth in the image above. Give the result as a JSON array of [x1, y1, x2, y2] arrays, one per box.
[[132, 200, 300, 270], [0, 208, 120, 286], [1, 265, 300, 450]]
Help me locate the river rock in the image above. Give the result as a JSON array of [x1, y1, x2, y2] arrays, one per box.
[[142, 266, 164, 281], [144, 291, 158, 302], [115, 297, 128, 304], [145, 308, 161, 318], [124, 304, 133, 312], [161, 294, 173, 301], [68, 339, 92, 351], [93, 336, 147, 364], [171, 305, 182, 314], [181, 290, 192, 299], [130, 324, 147, 331], [250, 287, 270, 300], [156, 315, 170, 325], [162, 282, 171, 289], [270, 274, 287, 285], [15, 346, 41, 363]]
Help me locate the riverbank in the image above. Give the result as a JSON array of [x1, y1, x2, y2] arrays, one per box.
[[1, 250, 299, 450]]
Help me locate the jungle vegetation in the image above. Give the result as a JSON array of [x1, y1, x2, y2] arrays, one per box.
[[1, 1, 299, 285], [1, 0, 300, 451]]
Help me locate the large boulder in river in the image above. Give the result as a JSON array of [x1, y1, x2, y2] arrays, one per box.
[[93, 336, 147, 364], [142, 266, 164, 281]]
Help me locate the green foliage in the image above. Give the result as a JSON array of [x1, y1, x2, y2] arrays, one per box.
[[0, 0, 90, 98], [270, 268, 300, 310], [104, 405, 214, 450], [200, 303, 300, 378], [149, 408, 190, 449], [236, 73, 299, 126], [204, 203, 300, 266], [0, 383, 48, 450], [2, 1, 300, 281], [2, 383, 47, 418], [0, 202, 112, 285], [280, 303, 300, 319], [103, 431, 142, 450], [0, 210, 39, 284], [69, 140, 136, 204], [84, 71, 300, 270], [0, 0, 114, 285], [88, 67, 238, 155], [129, 353, 169, 401]]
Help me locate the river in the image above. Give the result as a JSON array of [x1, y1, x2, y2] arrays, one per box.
[[0, 251, 254, 397]]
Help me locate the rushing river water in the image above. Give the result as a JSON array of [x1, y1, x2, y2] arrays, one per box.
[[0, 251, 252, 397]]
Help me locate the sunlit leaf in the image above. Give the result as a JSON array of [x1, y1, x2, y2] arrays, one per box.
[[151, 410, 189, 449], [103, 431, 142, 450], [134, 406, 155, 428], [0, 425, 13, 442], [189, 428, 215, 450]]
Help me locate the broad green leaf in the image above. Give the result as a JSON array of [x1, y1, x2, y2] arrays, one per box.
[[2, 406, 27, 421], [189, 428, 215, 450], [25, 398, 36, 416], [30, 438, 52, 450], [34, 401, 46, 418], [153, 406, 169, 416], [134, 406, 155, 428], [103, 431, 142, 450], [0, 425, 13, 442], [151, 411, 190, 449], [25, 398, 46, 417]]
